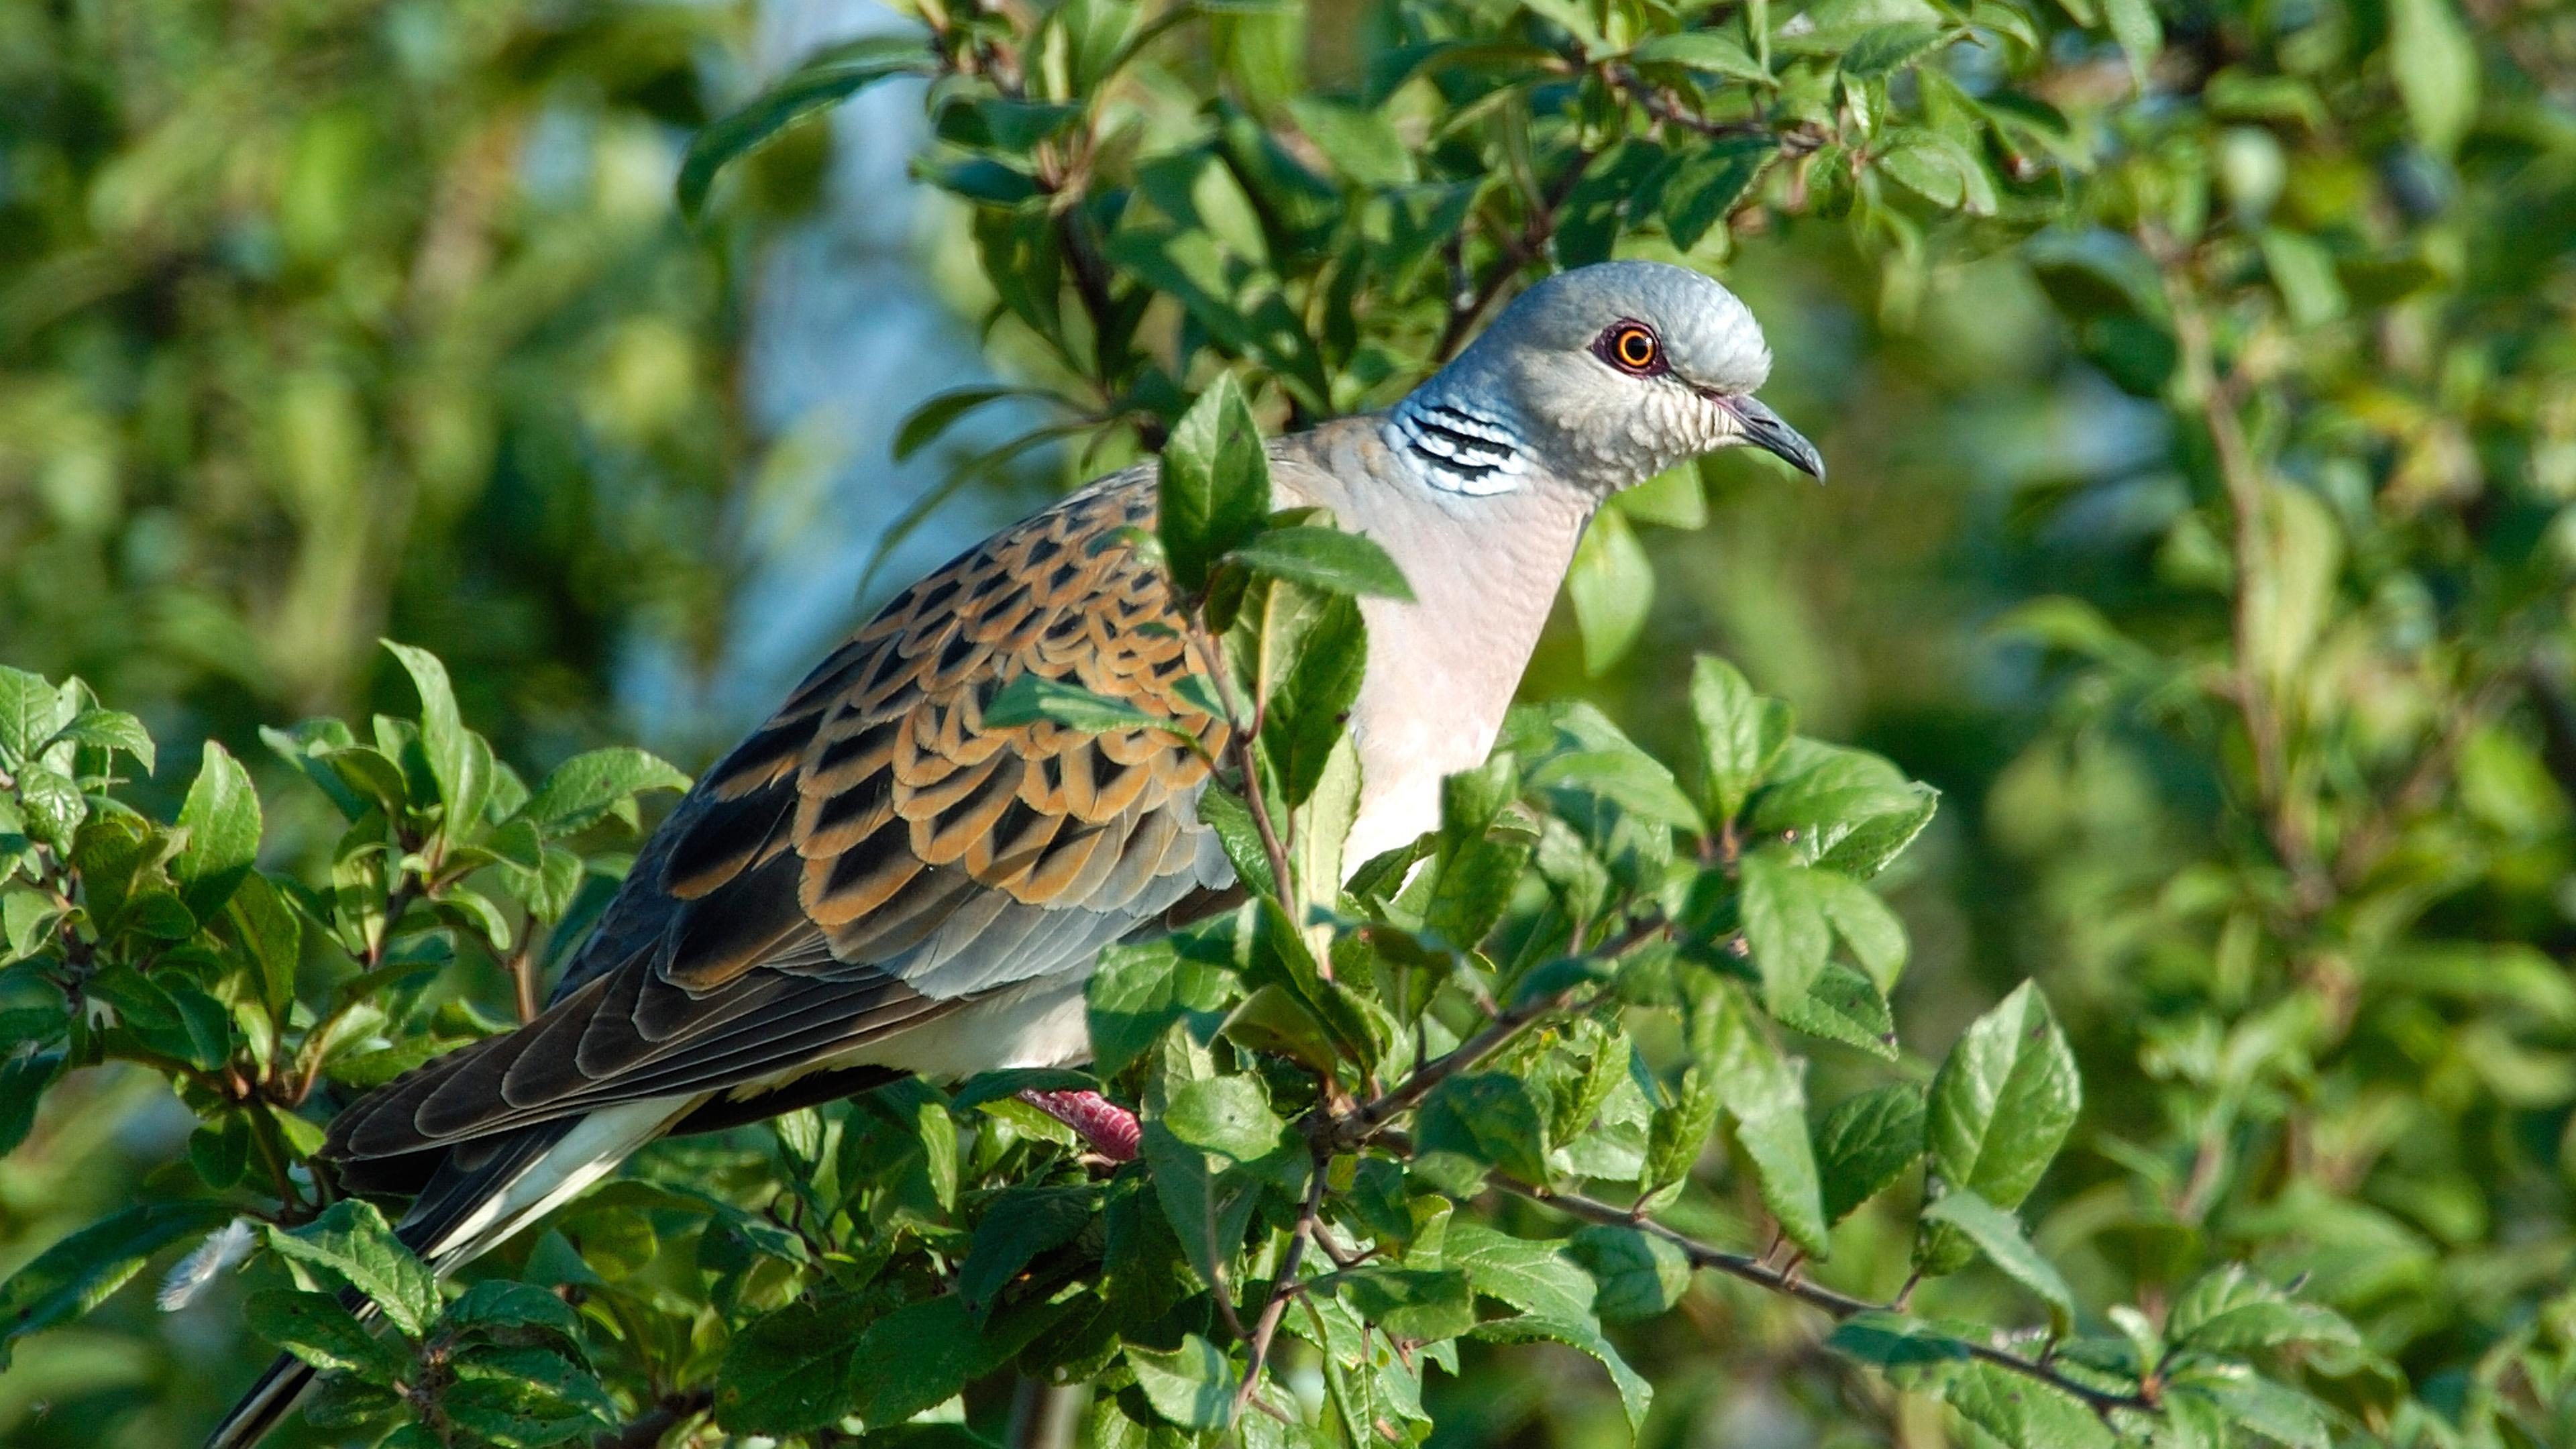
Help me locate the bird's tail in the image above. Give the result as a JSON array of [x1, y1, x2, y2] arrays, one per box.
[[203, 1098, 692, 1449], [203, 1350, 321, 1449]]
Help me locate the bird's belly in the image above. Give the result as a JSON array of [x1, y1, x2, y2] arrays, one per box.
[[841, 975, 1095, 1080]]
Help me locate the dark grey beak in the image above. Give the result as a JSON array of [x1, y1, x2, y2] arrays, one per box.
[[1721, 394, 1826, 483]]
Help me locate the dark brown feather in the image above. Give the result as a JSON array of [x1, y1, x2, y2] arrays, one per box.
[[321, 473, 1231, 1170]]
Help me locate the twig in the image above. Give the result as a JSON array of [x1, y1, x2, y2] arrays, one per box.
[[1234, 1153, 1330, 1415], [2332, 669, 2518, 888], [1326, 912, 1667, 1150], [1008, 1379, 1085, 1449], [507, 927, 545, 1025], [1185, 618, 1295, 906], [2145, 228, 2329, 913], [588, 1389, 714, 1449], [1434, 148, 1601, 362], [1494, 1180, 2157, 1420]]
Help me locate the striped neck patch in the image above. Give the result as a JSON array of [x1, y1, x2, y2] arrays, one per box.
[[1384, 394, 1529, 497]]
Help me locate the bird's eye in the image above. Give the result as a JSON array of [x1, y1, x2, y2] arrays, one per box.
[[1599, 321, 1664, 376]]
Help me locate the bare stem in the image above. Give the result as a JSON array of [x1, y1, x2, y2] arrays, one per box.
[[1495, 1180, 2157, 1421], [1234, 1154, 1330, 1415], [2145, 228, 2328, 912], [1435, 148, 1600, 362], [1187, 618, 1295, 906], [1327, 912, 1666, 1149]]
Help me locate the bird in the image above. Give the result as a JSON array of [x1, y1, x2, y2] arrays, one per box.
[[205, 258, 1821, 1447]]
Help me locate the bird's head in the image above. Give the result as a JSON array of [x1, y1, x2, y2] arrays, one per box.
[[1389, 260, 1823, 497]]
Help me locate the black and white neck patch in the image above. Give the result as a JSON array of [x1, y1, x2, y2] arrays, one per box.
[[1385, 395, 1530, 497]]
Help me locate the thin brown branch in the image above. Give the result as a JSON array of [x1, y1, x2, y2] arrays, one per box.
[[2145, 228, 2328, 912], [1495, 1180, 2157, 1421], [1325, 912, 1666, 1150], [507, 926, 545, 1025], [2332, 669, 2518, 888], [1434, 148, 1601, 363], [1186, 619, 1295, 908], [590, 1389, 714, 1449], [1234, 1152, 1330, 1415]]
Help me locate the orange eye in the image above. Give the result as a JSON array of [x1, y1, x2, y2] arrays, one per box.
[[1603, 322, 1662, 374]]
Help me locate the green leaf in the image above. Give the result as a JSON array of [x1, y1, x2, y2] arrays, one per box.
[[1260, 590, 1367, 809], [226, 873, 305, 1017], [383, 641, 488, 837], [172, 741, 261, 919], [1813, 872, 1907, 991], [1472, 1314, 1652, 1434], [0, 668, 74, 769], [893, 385, 1029, 462], [1813, 1083, 1926, 1226], [17, 765, 85, 845], [1823, 1310, 1978, 1368], [1919, 982, 2080, 1275], [1159, 374, 1273, 596], [520, 748, 689, 835], [1128, 1333, 1240, 1431], [847, 1294, 998, 1427], [47, 708, 154, 774], [1874, 129, 1998, 215], [1227, 525, 1415, 600], [1283, 98, 1419, 187], [190, 1115, 251, 1189], [2257, 228, 2347, 327], [1566, 506, 1654, 676], [0, 1048, 62, 1156], [1611, 463, 1709, 529], [1696, 983, 1829, 1254], [1417, 1072, 1552, 1184], [0, 1201, 231, 1367], [1142, 1137, 1265, 1295], [1087, 932, 1237, 1077], [1943, 1360, 2115, 1449], [958, 1185, 1099, 1317], [1921, 1189, 2077, 1335], [1839, 22, 1948, 78], [1629, 30, 1770, 83], [2387, 0, 2477, 156], [1774, 959, 1898, 1060], [1331, 1266, 1478, 1342], [1748, 739, 1937, 878], [1644, 1064, 1721, 1203], [1161, 1073, 1296, 1172], [2172, 1367, 2330, 1449], [248, 1288, 411, 1379], [443, 1279, 588, 1348], [1661, 136, 1778, 250], [717, 1294, 870, 1436], [1525, 747, 1706, 835], [983, 672, 1176, 736], [262, 1199, 441, 1338], [1444, 1222, 1600, 1320], [1565, 1225, 1693, 1322], [1688, 655, 1794, 823], [678, 35, 939, 217], [1737, 848, 1831, 1011], [86, 965, 228, 1069], [2169, 1265, 2360, 1354], [2098, 0, 2161, 91]]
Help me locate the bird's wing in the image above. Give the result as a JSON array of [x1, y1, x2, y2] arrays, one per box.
[[327, 472, 1234, 1165]]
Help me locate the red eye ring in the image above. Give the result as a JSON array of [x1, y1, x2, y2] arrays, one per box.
[[1599, 321, 1664, 376]]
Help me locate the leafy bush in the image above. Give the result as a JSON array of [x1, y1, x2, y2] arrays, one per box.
[[7, 0, 2575, 1446], [7, 389, 2359, 1448]]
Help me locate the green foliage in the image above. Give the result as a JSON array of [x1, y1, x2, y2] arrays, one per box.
[[6, 0, 2575, 1444]]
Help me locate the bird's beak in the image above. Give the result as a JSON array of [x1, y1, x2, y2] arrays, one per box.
[[1719, 394, 1826, 484]]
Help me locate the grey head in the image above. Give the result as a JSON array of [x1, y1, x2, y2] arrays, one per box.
[[1385, 260, 1823, 498]]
